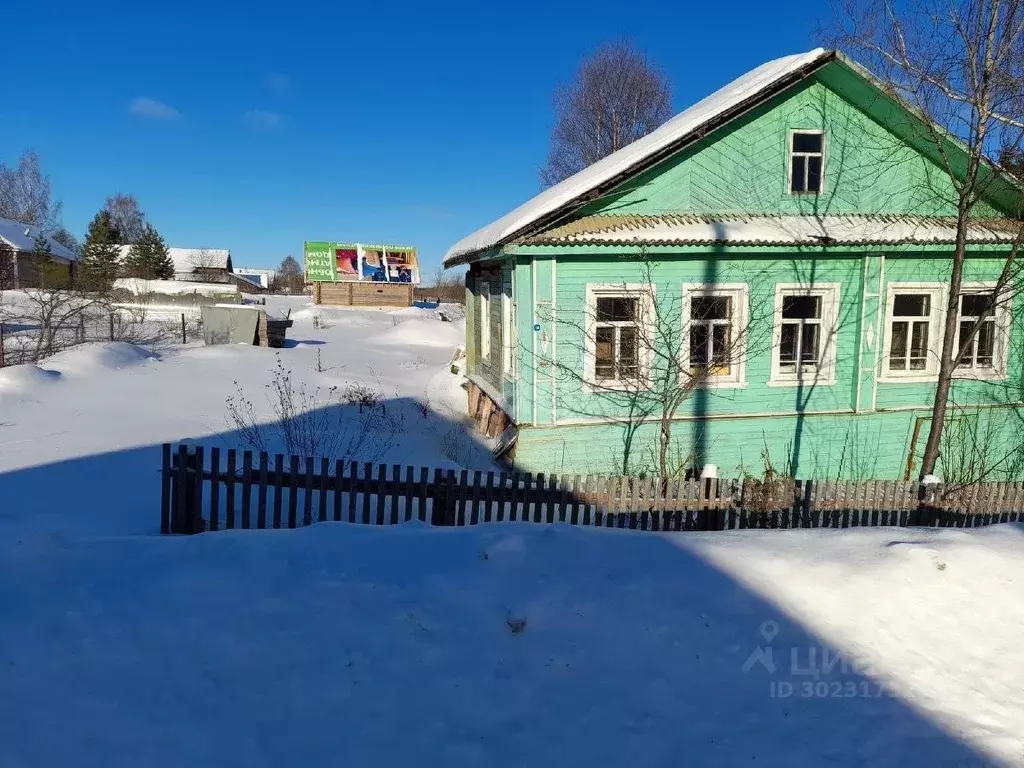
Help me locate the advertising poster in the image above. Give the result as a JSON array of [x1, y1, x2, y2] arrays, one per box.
[[304, 242, 419, 284]]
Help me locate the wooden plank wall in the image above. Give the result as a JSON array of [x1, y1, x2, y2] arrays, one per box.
[[315, 281, 414, 307]]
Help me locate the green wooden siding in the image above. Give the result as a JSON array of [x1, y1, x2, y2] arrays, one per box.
[[582, 68, 1006, 219], [468, 56, 1024, 479], [513, 405, 1024, 480], [504, 249, 1023, 478]]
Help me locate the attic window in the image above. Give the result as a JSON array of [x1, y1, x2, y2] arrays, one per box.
[[789, 131, 824, 194]]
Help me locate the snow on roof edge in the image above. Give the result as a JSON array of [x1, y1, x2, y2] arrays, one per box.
[[443, 48, 831, 266], [0, 217, 80, 262]]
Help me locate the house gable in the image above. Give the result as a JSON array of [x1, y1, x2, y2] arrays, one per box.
[[578, 60, 1012, 222]]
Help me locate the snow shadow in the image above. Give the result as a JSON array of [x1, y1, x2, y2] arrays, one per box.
[[0, 411, 1001, 765], [281, 338, 327, 347], [0, 396, 495, 537]]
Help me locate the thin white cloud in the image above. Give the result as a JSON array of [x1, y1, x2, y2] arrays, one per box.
[[265, 72, 291, 94], [243, 109, 283, 130], [130, 97, 181, 120]]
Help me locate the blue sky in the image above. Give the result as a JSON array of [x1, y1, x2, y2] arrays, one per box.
[[2, 0, 824, 275]]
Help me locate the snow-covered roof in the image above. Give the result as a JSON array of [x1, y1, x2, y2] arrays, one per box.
[[523, 213, 1023, 247], [444, 48, 833, 265], [115, 245, 231, 274], [0, 217, 79, 262], [169, 248, 231, 273]]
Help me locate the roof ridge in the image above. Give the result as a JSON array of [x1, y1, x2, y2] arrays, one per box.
[[445, 49, 833, 265]]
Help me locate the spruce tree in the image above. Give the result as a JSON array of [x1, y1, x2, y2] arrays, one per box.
[[31, 234, 68, 288], [148, 225, 174, 279], [80, 210, 121, 291], [122, 225, 173, 280], [122, 238, 150, 278]]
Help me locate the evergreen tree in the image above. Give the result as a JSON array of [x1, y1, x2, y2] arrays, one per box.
[[121, 239, 148, 278], [148, 225, 174, 279], [31, 234, 69, 288], [122, 224, 173, 280], [79, 210, 121, 291]]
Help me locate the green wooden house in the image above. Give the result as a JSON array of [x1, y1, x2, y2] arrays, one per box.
[[445, 48, 1024, 481]]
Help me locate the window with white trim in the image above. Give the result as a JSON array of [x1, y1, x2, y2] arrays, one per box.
[[479, 281, 491, 361], [586, 286, 649, 386], [955, 286, 1009, 377], [683, 284, 748, 385], [789, 130, 824, 194], [770, 284, 840, 385], [882, 284, 944, 379]]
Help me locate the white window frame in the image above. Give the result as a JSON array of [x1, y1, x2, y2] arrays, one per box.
[[787, 129, 826, 195], [479, 281, 491, 361], [768, 283, 841, 387], [953, 281, 1011, 380], [501, 286, 514, 375], [584, 284, 652, 390], [880, 283, 946, 383], [681, 283, 749, 388]]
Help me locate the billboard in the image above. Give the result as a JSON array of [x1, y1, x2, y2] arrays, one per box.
[[304, 242, 420, 284]]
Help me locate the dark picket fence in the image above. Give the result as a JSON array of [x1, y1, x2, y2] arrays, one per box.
[[160, 444, 1024, 535]]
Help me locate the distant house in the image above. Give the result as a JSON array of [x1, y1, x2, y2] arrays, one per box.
[[231, 267, 276, 289], [445, 48, 1024, 481], [115, 245, 233, 282], [0, 217, 79, 288]]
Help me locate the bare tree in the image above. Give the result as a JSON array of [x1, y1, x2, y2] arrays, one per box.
[[428, 264, 466, 305], [52, 228, 79, 254], [835, 0, 1024, 478], [535, 257, 772, 479], [273, 254, 304, 294], [103, 194, 147, 244], [540, 40, 674, 188], [0, 150, 63, 233], [188, 249, 226, 282]]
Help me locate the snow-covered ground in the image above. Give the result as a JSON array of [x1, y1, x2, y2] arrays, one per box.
[[0, 294, 488, 535], [1, 292, 1022, 766]]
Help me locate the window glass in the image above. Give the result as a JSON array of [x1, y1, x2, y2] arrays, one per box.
[[595, 326, 615, 378], [960, 293, 994, 317], [790, 132, 824, 193], [782, 295, 821, 319], [596, 297, 636, 322], [894, 294, 930, 316], [793, 132, 823, 153]]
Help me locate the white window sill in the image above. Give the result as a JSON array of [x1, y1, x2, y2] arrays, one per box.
[[878, 370, 1008, 383], [878, 373, 938, 384], [953, 369, 1008, 382], [691, 380, 749, 390], [765, 377, 837, 388], [583, 379, 648, 393]]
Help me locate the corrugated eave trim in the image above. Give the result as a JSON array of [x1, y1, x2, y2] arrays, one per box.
[[520, 213, 1024, 246]]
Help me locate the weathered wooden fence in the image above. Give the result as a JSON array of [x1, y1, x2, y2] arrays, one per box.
[[160, 444, 1024, 535]]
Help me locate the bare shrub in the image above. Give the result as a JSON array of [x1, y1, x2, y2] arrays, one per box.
[[339, 382, 380, 411], [439, 423, 480, 466], [741, 450, 795, 517], [225, 355, 397, 463], [0, 288, 106, 364]]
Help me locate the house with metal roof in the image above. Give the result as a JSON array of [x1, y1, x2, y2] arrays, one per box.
[[445, 49, 1024, 480], [0, 217, 79, 288], [114, 245, 233, 282]]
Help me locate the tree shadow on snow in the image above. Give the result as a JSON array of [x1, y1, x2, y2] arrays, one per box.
[[0, 402, 1006, 767]]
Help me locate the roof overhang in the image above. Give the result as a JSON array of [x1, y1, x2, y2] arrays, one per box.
[[521, 213, 1024, 248], [444, 49, 836, 267]]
